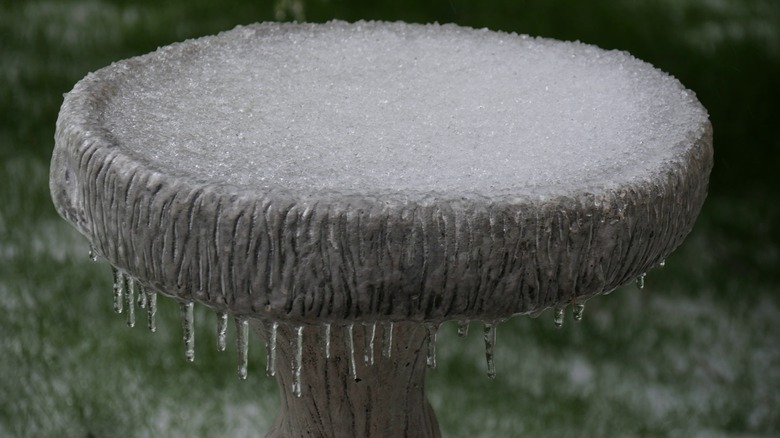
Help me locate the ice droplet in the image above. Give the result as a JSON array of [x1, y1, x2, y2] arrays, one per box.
[[292, 325, 304, 397], [322, 323, 332, 359], [266, 321, 278, 377], [88, 244, 98, 261], [636, 273, 646, 290], [457, 320, 470, 337], [344, 324, 358, 380], [124, 276, 135, 328], [216, 311, 228, 352], [425, 322, 438, 368], [112, 267, 124, 314], [363, 322, 376, 366], [483, 321, 497, 379], [382, 321, 394, 358], [573, 302, 585, 321], [554, 307, 565, 328], [236, 317, 249, 380], [145, 287, 157, 332], [180, 301, 195, 362]]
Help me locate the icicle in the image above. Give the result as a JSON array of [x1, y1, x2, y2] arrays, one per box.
[[344, 324, 357, 380], [236, 317, 249, 380], [112, 267, 124, 314], [137, 284, 147, 309], [382, 321, 394, 358], [636, 273, 646, 290], [554, 306, 565, 328], [457, 320, 470, 337], [88, 244, 98, 261], [322, 323, 332, 359], [180, 301, 195, 362], [216, 311, 228, 352], [266, 321, 278, 377], [145, 287, 157, 333], [363, 322, 376, 366], [425, 322, 438, 368], [292, 325, 304, 397], [483, 322, 497, 379], [124, 276, 135, 328], [573, 302, 585, 321]]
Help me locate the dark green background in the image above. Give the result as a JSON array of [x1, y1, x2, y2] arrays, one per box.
[[2, 0, 778, 436]]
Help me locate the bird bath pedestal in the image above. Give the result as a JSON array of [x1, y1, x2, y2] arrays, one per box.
[[50, 21, 712, 437]]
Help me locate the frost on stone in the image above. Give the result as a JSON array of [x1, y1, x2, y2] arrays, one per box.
[[51, 20, 713, 325], [51, 21, 713, 436]]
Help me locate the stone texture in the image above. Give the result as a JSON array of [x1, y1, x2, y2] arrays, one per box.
[[50, 22, 713, 325], [50, 21, 713, 438], [50, 115, 711, 323], [254, 321, 440, 437]]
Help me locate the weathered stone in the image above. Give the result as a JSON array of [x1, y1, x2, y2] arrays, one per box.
[[50, 21, 712, 437]]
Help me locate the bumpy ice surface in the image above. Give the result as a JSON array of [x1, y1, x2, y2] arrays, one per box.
[[102, 21, 708, 199]]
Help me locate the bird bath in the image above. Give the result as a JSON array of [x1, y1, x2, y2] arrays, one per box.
[[50, 21, 712, 437]]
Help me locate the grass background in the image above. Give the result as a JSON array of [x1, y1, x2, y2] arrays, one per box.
[[1, 0, 779, 436]]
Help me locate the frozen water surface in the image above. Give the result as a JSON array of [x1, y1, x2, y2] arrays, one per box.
[[101, 21, 708, 199]]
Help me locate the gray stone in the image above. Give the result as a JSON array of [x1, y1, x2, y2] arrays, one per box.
[[50, 21, 713, 437]]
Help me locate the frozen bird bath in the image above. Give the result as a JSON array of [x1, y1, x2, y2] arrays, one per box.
[[50, 21, 712, 437]]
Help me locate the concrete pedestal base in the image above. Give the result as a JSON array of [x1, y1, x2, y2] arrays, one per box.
[[253, 321, 440, 438]]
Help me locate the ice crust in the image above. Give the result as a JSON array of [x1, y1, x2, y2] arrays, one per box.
[[101, 21, 708, 199]]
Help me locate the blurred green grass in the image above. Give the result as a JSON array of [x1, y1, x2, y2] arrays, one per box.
[[1, 0, 778, 436]]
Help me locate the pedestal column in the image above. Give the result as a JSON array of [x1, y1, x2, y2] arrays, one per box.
[[252, 321, 440, 438]]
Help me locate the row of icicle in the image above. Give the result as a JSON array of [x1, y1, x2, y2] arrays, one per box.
[[93, 244, 657, 398]]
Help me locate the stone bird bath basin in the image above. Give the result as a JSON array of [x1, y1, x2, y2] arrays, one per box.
[[50, 21, 712, 437]]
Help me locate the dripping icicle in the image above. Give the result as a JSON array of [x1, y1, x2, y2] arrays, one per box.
[[266, 321, 278, 377], [180, 301, 195, 362], [573, 302, 585, 321], [322, 323, 332, 359], [457, 320, 470, 337], [345, 324, 357, 380], [292, 325, 304, 397], [217, 312, 228, 352], [363, 322, 376, 366], [145, 287, 157, 332], [382, 321, 393, 358], [236, 317, 249, 380], [112, 267, 124, 314], [425, 322, 438, 368], [124, 276, 135, 328], [554, 306, 565, 328], [484, 321, 497, 379]]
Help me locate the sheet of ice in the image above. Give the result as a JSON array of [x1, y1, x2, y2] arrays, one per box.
[[102, 21, 708, 198]]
